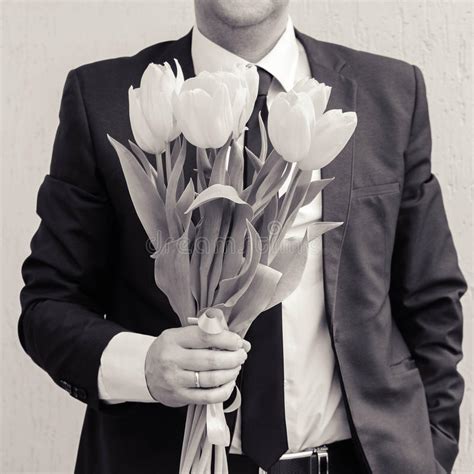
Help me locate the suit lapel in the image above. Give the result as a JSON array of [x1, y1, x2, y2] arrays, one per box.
[[296, 30, 358, 333]]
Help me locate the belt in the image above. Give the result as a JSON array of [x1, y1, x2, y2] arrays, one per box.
[[266, 445, 329, 474], [228, 439, 361, 474]]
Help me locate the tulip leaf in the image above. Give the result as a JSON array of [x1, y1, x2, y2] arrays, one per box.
[[190, 218, 204, 309], [294, 177, 334, 209], [108, 135, 168, 245], [265, 233, 309, 309], [206, 200, 233, 305], [253, 158, 290, 210], [214, 220, 261, 307], [228, 263, 282, 337], [243, 146, 263, 181], [197, 199, 225, 308], [275, 168, 301, 226], [307, 221, 343, 241], [219, 204, 254, 280], [128, 140, 154, 179], [196, 147, 212, 192], [274, 175, 331, 234], [251, 160, 288, 221], [269, 170, 312, 260], [277, 169, 312, 226], [165, 137, 187, 239], [285, 171, 315, 218], [252, 161, 292, 221], [176, 179, 196, 232], [258, 195, 279, 265], [129, 140, 168, 204], [257, 112, 268, 161], [185, 184, 249, 214], [245, 149, 281, 204], [153, 221, 196, 326], [266, 222, 343, 307]]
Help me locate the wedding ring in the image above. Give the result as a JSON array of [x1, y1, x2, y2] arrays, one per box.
[[194, 371, 201, 389]]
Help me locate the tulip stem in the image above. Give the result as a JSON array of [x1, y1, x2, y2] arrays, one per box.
[[156, 153, 164, 180], [165, 142, 172, 185], [268, 166, 302, 261], [283, 165, 302, 213]]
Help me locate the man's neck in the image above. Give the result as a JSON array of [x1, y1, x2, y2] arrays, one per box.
[[194, 10, 289, 63]]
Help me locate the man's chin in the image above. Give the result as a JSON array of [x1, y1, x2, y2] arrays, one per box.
[[206, 0, 287, 28]]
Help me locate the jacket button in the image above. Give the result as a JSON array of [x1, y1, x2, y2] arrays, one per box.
[[72, 387, 87, 401], [59, 380, 72, 394]]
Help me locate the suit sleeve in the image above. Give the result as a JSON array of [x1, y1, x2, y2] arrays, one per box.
[[389, 64, 468, 473], [18, 69, 126, 410]]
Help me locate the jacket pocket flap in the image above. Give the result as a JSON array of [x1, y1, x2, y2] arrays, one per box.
[[352, 182, 400, 198]]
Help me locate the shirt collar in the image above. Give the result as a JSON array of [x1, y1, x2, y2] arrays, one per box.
[[191, 16, 299, 92]]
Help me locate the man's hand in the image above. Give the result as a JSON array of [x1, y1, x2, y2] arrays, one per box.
[[145, 326, 251, 407]]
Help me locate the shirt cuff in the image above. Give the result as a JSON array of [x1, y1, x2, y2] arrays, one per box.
[[98, 331, 157, 404]]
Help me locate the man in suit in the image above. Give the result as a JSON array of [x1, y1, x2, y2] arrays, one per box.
[[19, 0, 467, 473]]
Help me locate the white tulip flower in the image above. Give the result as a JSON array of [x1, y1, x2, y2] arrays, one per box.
[[129, 59, 184, 154], [173, 64, 258, 149], [268, 78, 357, 169]]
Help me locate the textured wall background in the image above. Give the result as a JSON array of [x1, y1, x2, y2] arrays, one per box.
[[1, 0, 472, 472]]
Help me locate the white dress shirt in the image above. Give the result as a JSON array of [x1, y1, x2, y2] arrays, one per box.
[[98, 16, 351, 454]]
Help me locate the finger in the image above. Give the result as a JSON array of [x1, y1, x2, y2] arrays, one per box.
[[182, 380, 236, 405], [179, 348, 247, 371], [176, 326, 244, 351], [181, 367, 241, 389]]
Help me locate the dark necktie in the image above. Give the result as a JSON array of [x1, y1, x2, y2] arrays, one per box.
[[243, 66, 273, 186], [240, 66, 289, 471]]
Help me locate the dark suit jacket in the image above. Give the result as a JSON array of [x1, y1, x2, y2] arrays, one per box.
[[19, 27, 467, 474]]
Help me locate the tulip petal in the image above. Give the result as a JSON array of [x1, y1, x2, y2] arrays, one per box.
[[232, 86, 248, 138], [268, 94, 290, 156], [298, 110, 358, 170], [243, 65, 259, 107], [128, 86, 157, 154], [182, 72, 217, 95], [268, 92, 314, 162], [209, 83, 234, 148], [293, 77, 332, 119], [139, 63, 181, 145], [174, 89, 214, 148], [159, 62, 177, 95], [174, 58, 185, 91], [311, 83, 332, 118]]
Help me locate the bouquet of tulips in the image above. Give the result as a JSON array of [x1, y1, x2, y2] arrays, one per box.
[[108, 59, 357, 474]]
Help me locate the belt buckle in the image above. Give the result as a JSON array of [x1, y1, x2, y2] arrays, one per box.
[[264, 446, 329, 474], [313, 445, 329, 474]]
